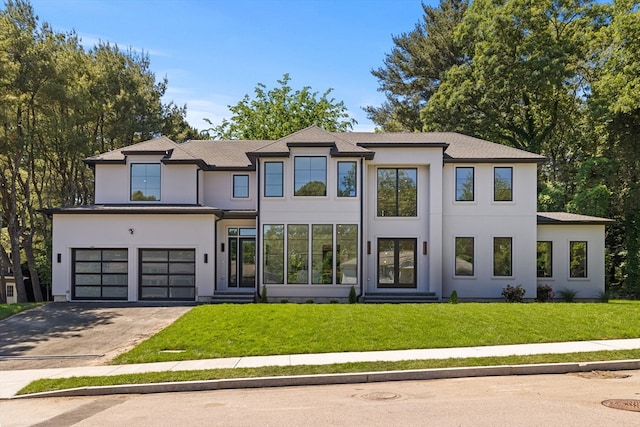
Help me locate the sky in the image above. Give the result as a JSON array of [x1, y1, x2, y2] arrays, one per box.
[[28, 0, 435, 133]]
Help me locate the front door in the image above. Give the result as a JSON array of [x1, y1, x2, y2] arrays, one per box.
[[377, 238, 417, 289], [228, 229, 256, 288]]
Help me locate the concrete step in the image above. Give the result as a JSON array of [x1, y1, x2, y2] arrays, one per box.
[[210, 291, 256, 304], [362, 292, 439, 303]]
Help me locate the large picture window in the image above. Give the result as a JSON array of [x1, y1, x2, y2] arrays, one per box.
[[337, 225, 358, 284], [264, 162, 283, 197], [570, 241, 588, 278], [455, 237, 474, 276], [455, 167, 474, 202], [312, 225, 333, 284], [263, 225, 284, 284], [337, 161, 357, 197], [377, 238, 417, 288], [131, 164, 161, 201], [287, 225, 309, 283], [493, 237, 513, 277], [73, 249, 128, 300], [537, 241, 553, 278], [294, 157, 327, 196], [494, 167, 513, 201], [377, 168, 417, 217]]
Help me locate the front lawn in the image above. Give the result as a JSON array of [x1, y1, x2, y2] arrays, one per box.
[[113, 301, 640, 364], [0, 302, 42, 320]]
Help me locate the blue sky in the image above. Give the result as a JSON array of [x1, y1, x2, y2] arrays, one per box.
[[29, 0, 433, 132]]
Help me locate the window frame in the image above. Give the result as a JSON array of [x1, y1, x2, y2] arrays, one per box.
[[264, 161, 284, 197], [232, 174, 250, 198], [537, 241, 553, 278], [294, 156, 327, 197], [569, 241, 588, 279], [130, 163, 161, 201], [455, 167, 475, 202], [492, 236, 513, 277], [494, 166, 513, 202], [376, 168, 418, 217], [454, 236, 475, 277], [377, 238, 417, 288], [337, 161, 357, 197]]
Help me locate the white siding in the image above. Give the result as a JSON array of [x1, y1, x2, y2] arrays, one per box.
[[202, 171, 257, 210]]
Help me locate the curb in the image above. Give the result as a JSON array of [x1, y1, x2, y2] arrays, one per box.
[[13, 359, 640, 399]]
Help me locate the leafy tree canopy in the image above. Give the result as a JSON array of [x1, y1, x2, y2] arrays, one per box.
[[208, 74, 356, 140]]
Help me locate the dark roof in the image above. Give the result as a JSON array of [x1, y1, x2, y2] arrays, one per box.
[[537, 212, 614, 225], [84, 126, 547, 169], [42, 205, 222, 215]]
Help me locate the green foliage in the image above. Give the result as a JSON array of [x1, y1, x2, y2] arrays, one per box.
[[536, 285, 554, 303], [208, 74, 356, 140], [449, 290, 459, 304], [558, 288, 578, 302], [348, 286, 357, 304], [502, 285, 525, 303], [259, 285, 268, 303], [0, 302, 41, 320]]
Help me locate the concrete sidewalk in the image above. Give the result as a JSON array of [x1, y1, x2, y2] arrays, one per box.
[[2, 338, 640, 399]]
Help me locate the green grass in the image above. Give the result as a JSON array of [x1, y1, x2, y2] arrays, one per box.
[[113, 300, 640, 364], [18, 348, 640, 395], [0, 302, 42, 320]]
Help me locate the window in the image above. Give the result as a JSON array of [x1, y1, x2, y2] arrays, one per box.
[[312, 225, 333, 284], [570, 241, 587, 278], [287, 225, 309, 284], [494, 167, 513, 201], [377, 238, 417, 288], [493, 237, 513, 276], [294, 157, 326, 196], [73, 249, 128, 300], [455, 237, 474, 276], [377, 168, 417, 217], [263, 225, 284, 284], [336, 225, 358, 284], [131, 164, 161, 201], [337, 161, 357, 197], [455, 167, 474, 202], [139, 249, 195, 300], [233, 175, 249, 198], [6, 284, 14, 297], [537, 241, 553, 278], [264, 162, 283, 197]]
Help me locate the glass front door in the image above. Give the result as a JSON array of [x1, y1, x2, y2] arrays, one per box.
[[228, 228, 256, 288]]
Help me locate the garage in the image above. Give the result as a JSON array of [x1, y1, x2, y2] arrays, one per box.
[[139, 249, 196, 300]]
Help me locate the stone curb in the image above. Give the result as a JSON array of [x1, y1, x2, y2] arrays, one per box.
[[12, 359, 640, 400]]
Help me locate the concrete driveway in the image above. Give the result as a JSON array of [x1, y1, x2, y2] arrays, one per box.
[[0, 303, 193, 370]]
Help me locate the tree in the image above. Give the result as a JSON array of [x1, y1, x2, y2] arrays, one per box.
[[209, 74, 356, 140], [365, 0, 468, 131]]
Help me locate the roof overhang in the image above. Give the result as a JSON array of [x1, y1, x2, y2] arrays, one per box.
[[42, 205, 222, 217], [537, 213, 615, 225]]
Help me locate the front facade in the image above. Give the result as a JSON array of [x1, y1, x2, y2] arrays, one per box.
[[48, 126, 611, 302]]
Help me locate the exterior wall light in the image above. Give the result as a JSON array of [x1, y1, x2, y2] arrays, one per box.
[[129, 228, 134, 235]]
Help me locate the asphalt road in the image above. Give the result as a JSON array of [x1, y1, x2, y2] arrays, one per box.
[[2, 370, 639, 426], [0, 303, 193, 370]]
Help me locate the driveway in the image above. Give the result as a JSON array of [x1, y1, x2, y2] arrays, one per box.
[[0, 303, 193, 370]]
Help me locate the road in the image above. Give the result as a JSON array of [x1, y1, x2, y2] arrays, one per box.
[[2, 370, 639, 426]]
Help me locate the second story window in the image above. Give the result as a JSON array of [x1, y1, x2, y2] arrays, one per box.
[[337, 161, 357, 197], [494, 167, 513, 201], [377, 168, 417, 217], [264, 162, 283, 197], [233, 175, 249, 198], [294, 156, 326, 196], [455, 167, 474, 202], [131, 164, 160, 201]]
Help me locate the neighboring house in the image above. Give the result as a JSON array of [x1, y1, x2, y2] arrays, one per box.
[[46, 126, 612, 303]]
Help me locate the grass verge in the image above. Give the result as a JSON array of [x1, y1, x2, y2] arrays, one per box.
[[18, 348, 640, 395], [0, 303, 42, 320], [114, 301, 640, 364]]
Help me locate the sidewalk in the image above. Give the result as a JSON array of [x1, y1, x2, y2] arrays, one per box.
[[2, 338, 640, 399]]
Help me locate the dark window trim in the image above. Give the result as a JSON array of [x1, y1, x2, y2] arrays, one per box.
[[455, 167, 475, 202], [494, 166, 513, 202], [377, 167, 418, 217], [493, 236, 513, 277], [337, 161, 357, 198], [537, 241, 553, 278], [294, 156, 327, 197], [454, 236, 475, 277], [569, 241, 588, 278], [232, 174, 250, 198], [264, 161, 284, 197], [130, 163, 161, 202]]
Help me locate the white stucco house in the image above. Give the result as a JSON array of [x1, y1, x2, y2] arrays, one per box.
[[45, 126, 612, 303]]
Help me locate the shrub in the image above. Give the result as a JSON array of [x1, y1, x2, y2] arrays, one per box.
[[502, 285, 525, 303], [449, 290, 459, 304], [558, 288, 578, 302], [259, 285, 268, 303], [536, 284, 554, 302], [348, 286, 357, 304], [597, 290, 610, 303]]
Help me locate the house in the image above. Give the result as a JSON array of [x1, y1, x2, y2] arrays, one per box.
[[46, 126, 612, 303]]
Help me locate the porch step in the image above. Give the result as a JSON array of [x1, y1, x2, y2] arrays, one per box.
[[210, 291, 256, 304], [362, 292, 439, 303]]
